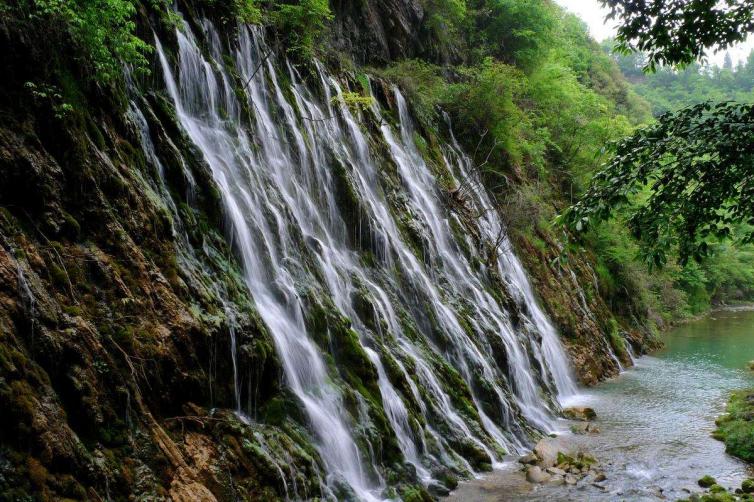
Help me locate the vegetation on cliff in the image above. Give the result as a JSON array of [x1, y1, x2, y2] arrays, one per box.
[[564, 0, 754, 298], [376, 0, 754, 340]]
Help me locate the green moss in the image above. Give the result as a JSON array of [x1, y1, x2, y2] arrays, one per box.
[[399, 484, 433, 502], [742, 479, 754, 494], [714, 390, 754, 463], [699, 475, 718, 488], [557, 451, 596, 470], [356, 72, 370, 95], [112, 326, 136, 352], [61, 211, 81, 239], [49, 263, 69, 289]]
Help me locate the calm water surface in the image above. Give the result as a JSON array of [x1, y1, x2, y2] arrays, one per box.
[[448, 307, 754, 501]]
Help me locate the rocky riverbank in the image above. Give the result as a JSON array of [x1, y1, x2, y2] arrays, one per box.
[[447, 321, 754, 501], [445, 409, 612, 501]]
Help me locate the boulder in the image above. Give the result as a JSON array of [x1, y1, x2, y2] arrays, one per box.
[[526, 466, 551, 483], [698, 475, 717, 488], [564, 474, 578, 485], [563, 406, 597, 421], [546, 467, 566, 476], [518, 453, 538, 465], [742, 478, 754, 493], [594, 473, 607, 482], [533, 438, 561, 468]]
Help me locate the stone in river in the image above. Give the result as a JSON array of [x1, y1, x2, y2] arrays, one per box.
[[526, 466, 551, 483], [563, 406, 597, 421], [698, 475, 717, 488], [742, 478, 754, 493], [548, 475, 565, 485], [518, 453, 538, 465], [570, 423, 589, 435], [533, 437, 565, 467]]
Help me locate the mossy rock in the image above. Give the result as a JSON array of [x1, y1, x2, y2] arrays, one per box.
[[742, 479, 754, 493], [399, 484, 434, 502], [699, 475, 717, 488]]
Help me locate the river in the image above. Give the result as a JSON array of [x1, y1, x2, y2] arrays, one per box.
[[448, 307, 754, 501]]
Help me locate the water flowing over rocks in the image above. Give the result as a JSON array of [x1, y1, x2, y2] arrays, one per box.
[[0, 2, 658, 499]]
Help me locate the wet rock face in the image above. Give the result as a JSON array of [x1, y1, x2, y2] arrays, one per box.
[[0, 19, 296, 498], [510, 231, 660, 386], [329, 0, 426, 65]]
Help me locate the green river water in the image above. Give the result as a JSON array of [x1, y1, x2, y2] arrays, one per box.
[[448, 307, 754, 501]]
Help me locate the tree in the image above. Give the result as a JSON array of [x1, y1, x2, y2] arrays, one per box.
[[563, 0, 754, 266], [602, 0, 754, 70], [724, 52, 734, 70], [562, 101, 754, 266], [470, 0, 557, 70]]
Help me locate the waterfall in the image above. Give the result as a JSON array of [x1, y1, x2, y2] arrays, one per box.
[[441, 117, 577, 401], [152, 16, 577, 499]]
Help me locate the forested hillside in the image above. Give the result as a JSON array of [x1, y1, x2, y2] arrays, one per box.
[[602, 42, 754, 315], [609, 43, 754, 114]]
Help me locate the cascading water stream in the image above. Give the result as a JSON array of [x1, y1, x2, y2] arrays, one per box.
[[152, 16, 578, 498], [441, 115, 578, 402], [156, 26, 382, 500], [379, 90, 562, 432]]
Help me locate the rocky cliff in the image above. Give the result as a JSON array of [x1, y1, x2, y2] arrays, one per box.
[[0, 1, 654, 500]]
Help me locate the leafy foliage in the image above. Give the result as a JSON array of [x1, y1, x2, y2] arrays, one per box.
[[468, 0, 557, 70], [273, 0, 333, 58], [10, 0, 152, 83], [422, 0, 467, 54], [235, 0, 262, 23], [562, 102, 754, 267], [601, 0, 754, 70], [336, 91, 374, 112]]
